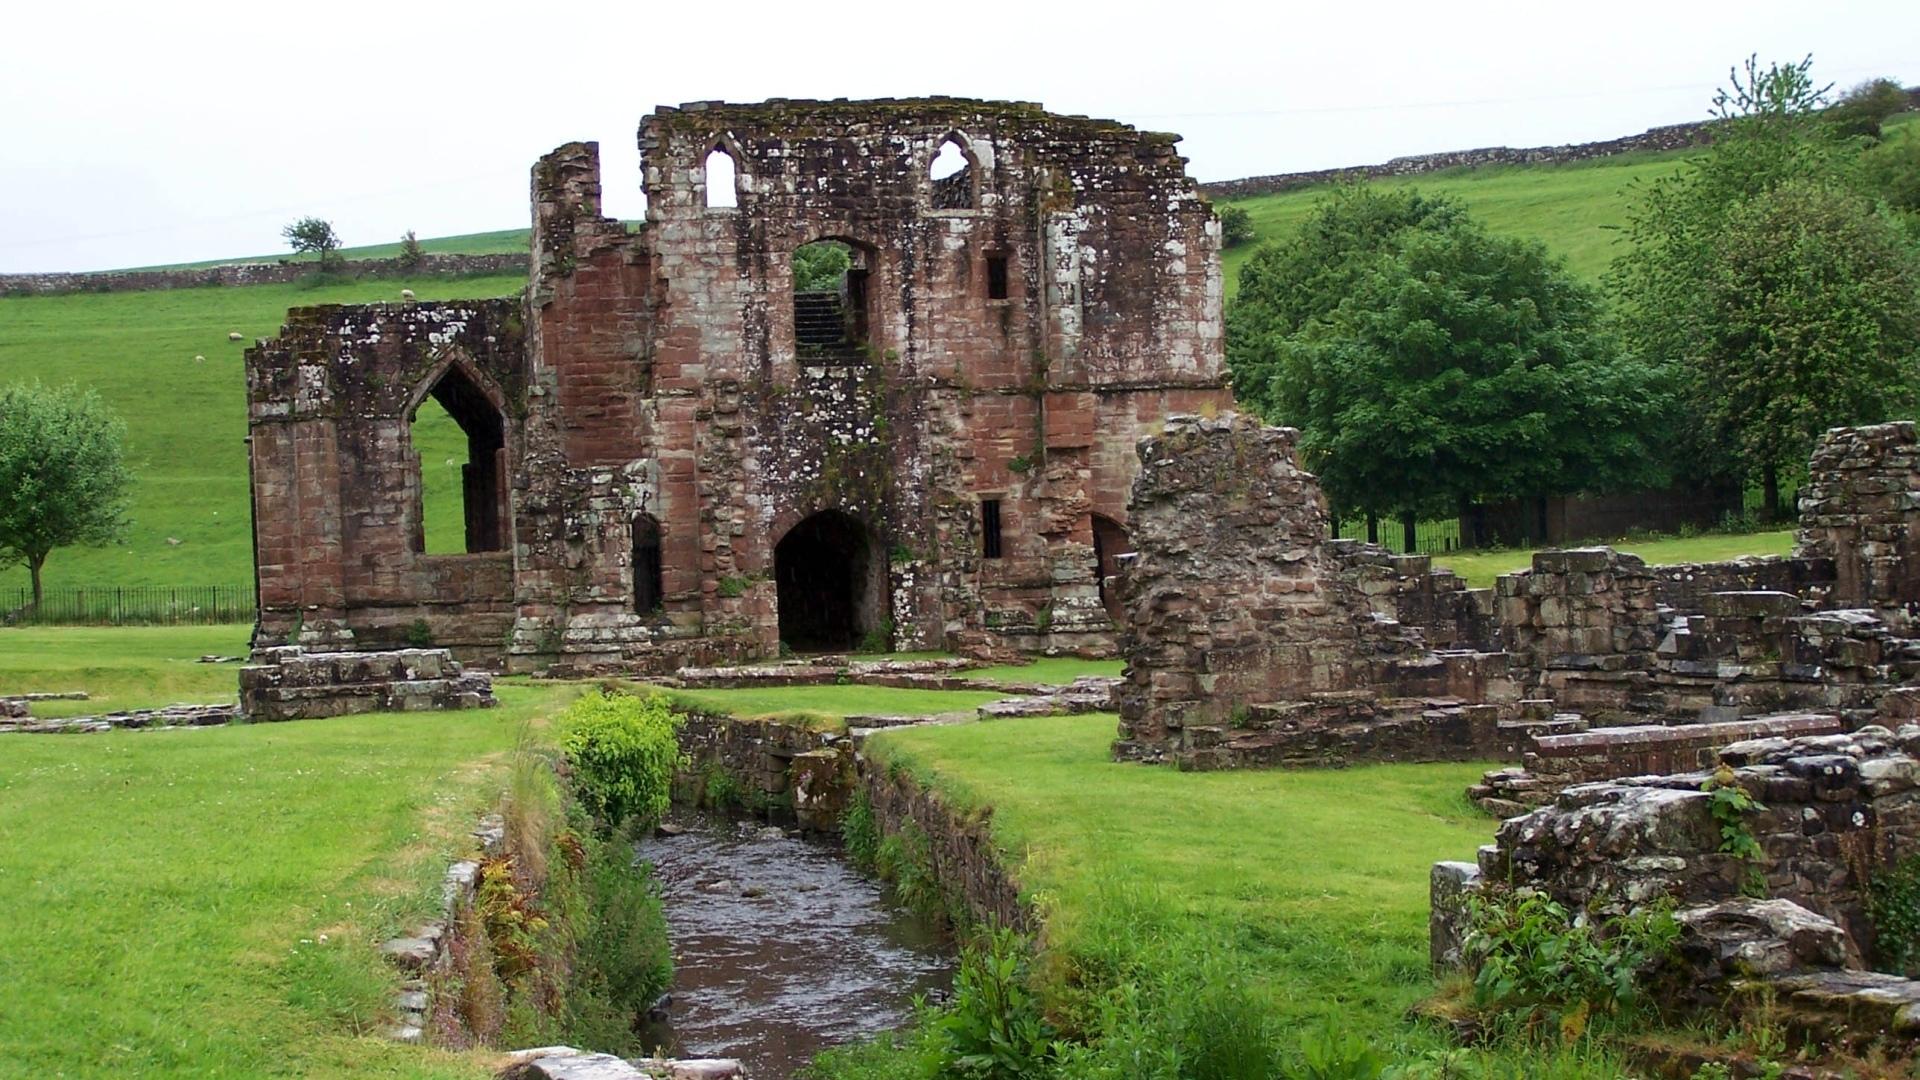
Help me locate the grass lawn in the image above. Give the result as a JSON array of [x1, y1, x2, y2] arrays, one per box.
[[1435, 529, 1795, 588], [0, 274, 522, 594], [0, 623, 252, 717], [0, 679, 580, 1079], [866, 714, 1500, 1051]]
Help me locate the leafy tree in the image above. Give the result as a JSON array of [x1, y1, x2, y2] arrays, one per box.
[[1225, 184, 1464, 416], [1681, 179, 1920, 511], [1610, 56, 1920, 516], [1863, 133, 1920, 214], [1215, 203, 1255, 248], [793, 240, 852, 292], [1266, 209, 1666, 547], [396, 229, 425, 272], [281, 216, 342, 270], [0, 383, 133, 607], [1828, 77, 1910, 141]]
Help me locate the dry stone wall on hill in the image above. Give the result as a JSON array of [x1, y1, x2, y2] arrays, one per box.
[[0, 253, 527, 296]]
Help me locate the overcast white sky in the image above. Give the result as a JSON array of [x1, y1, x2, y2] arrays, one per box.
[[1, 0, 1914, 273]]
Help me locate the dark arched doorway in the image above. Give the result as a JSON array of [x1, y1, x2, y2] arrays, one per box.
[[775, 510, 885, 651], [1091, 514, 1133, 624]]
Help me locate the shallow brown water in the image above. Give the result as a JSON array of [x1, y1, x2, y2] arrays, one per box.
[[635, 812, 952, 1079]]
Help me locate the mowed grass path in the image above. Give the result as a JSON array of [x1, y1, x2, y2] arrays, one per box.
[[869, 715, 1498, 1043], [0, 274, 522, 593], [1436, 530, 1795, 588], [0, 681, 577, 1079]]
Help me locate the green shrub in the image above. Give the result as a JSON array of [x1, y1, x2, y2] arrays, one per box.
[[1868, 852, 1920, 973], [1464, 888, 1680, 1031], [558, 690, 685, 832], [936, 928, 1057, 1080], [1217, 203, 1256, 248], [405, 618, 434, 647], [1862, 133, 1920, 213]]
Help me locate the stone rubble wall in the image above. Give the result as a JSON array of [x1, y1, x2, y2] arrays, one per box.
[[0, 252, 528, 296], [1455, 727, 1920, 961], [1199, 90, 1920, 201], [1113, 414, 1456, 763], [0, 702, 238, 734], [238, 646, 496, 722], [1198, 120, 1721, 200], [1470, 711, 1844, 815], [1796, 421, 1920, 612], [1327, 542, 1498, 651], [1115, 420, 1920, 770]]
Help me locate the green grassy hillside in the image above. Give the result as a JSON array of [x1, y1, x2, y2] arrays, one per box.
[[0, 276, 521, 593], [131, 229, 532, 271], [1220, 113, 1917, 296]]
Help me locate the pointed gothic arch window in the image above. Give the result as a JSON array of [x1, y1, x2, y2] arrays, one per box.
[[410, 362, 507, 554], [703, 145, 738, 209], [929, 135, 976, 210]]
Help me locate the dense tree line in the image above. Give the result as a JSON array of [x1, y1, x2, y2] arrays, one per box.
[[1224, 57, 1920, 544]]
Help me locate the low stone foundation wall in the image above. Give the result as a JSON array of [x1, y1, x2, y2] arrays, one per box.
[[0, 702, 238, 734], [1441, 726, 1920, 964], [861, 757, 1030, 931], [238, 646, 496, 721], [1469, 711, 1844, 814]]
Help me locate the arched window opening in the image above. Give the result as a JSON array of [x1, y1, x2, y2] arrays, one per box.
[[775, 510, 887, 652], [792, 239, 871, 362], [411, 364, 506, 554], [930, 136, 976, 210], [703, 146, 738, 209], [632, 514, 663, 614], [1091, 514, 1133, 624]]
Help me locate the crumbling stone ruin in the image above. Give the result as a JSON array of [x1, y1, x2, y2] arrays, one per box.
[[246, 99, 1231, 673], [1116, 418, 1920, 774], [238, 646, 495, 721]]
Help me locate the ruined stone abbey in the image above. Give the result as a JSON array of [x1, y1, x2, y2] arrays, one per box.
[[245, 99, 1230, 671]]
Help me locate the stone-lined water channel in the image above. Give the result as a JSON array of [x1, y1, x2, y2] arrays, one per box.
[[636, 811, 953, 1078]]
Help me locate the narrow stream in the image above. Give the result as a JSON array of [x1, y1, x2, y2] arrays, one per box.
[[635, 810, 953, 1079]]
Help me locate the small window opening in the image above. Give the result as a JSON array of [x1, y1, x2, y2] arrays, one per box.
[[987, 254, 1009, 300], [793, 239, 870, 362], [981, 499, 1003, 559], [930, 136, 975, 210], [632, 514, 663, 613], [703, 146, 737, 209], [412, 364, 506, 554]]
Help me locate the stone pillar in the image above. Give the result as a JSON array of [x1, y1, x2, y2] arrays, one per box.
[[1113, 414, 1401, 760], [1796, 422, 1920, 612]]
